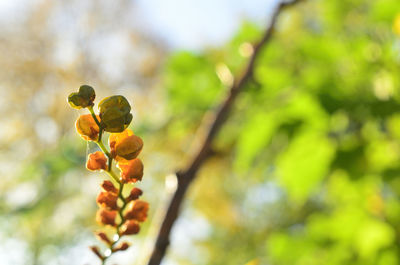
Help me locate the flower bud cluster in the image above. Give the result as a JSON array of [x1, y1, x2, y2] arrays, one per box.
[[68, 85, 149, 264]]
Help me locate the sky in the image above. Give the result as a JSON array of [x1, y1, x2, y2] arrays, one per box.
[[132, 0, 277, 50], [0, 0, 278, 50]]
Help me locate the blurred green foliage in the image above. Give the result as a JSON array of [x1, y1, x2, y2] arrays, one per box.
[[164, 0, 400, 264]]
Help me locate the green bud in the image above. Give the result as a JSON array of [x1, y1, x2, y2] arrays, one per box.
[[99, 95, 132, 132], [68, 85, 96, 109]]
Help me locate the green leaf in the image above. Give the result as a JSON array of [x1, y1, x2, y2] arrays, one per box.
[[355, 219, 395, 259], [235, 112, 278, 171], [276, 130, 335, 203]]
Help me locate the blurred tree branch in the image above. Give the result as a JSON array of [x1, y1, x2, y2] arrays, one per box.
[[146, 1, 303, 264]]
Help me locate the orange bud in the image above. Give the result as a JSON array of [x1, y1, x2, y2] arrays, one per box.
[[96, 209, 117, 226], [117, 158, 144, 183], [95, 232, 112, 245], [126, 187, 143, 202], [86, 151, 108, 171], [113, 242, 130, 252], [120, 220, 140, 235], [90, 245, 104, 260], [97, 191, 119, 210], [101, 180, 118, 194], [109, 129, 143, 161], [75, 114, 100, 141], [124, 200, 149, 222]]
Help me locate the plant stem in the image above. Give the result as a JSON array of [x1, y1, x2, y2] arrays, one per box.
[[88, 105, 102, 127], [95, 138, 117, 181], [101, 182, 130, 265], [97, 140, 111, 159], [88, 104, 131, 264], [111, 182, 128, 248]]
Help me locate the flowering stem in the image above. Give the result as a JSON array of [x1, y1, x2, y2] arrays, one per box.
[[101, 182, 129, 265], [105, 169, 119, 183], [88, 113, 131, 264], [96, 140, 111, 159], [94, 139, 117, 182], [88, 105, 101, 127], [117, 183, 126, 227], [69, 90, 145, 265], [89, 117, 116, 182], [98, 129, 104, 143], [112, 183, 128, 246]]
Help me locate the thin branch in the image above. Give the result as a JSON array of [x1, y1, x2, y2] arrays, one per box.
[[146, 1, 302, 265]]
